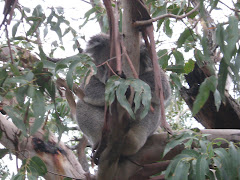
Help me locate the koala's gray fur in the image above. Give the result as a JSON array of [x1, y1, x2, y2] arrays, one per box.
[[76, 34, 171, 155]]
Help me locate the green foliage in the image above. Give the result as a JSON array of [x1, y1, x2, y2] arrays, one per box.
[[158, 49, 169, 69], [177, 28, 195, 48], [192, 76, 219, 116], [12, 156, 47, 180], [164, 130, 240, 180], [150, 1, 240, 116], [105, 76, 151, 120]]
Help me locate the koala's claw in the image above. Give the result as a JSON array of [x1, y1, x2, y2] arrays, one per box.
[[162, 122, 173, 135]]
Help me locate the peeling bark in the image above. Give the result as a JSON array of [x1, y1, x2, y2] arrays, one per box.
[[0, 113, 86, 180]]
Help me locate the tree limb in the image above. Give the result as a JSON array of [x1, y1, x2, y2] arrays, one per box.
[[0, 113, 86, 180], [133, 3, 200, 27]]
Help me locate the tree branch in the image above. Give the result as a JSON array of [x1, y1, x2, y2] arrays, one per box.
[[0, 113, 86, 180], [115, 129, 240, 179], [133, 3, 200, 28]]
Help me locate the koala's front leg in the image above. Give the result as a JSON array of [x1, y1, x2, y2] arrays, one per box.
[[76, 75, 106, 146], [83, 75, 105, 107]]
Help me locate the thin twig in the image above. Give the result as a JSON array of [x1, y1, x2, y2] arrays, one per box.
[[96, 54, 123, 68], [80, 0, 91, 4], [5, 25, 14, 64], [106, 62, 119, 76], [219, 1, 240, 13], [134, 3, 200, 27]]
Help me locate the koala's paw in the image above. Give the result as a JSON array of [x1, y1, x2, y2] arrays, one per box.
[[161, 121, 173, 135]]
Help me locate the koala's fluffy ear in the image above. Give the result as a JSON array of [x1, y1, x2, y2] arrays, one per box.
[[86, 34, 110, 65], [85, 34, 110, 84]]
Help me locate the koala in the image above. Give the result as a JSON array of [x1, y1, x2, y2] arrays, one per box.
[[76, 34, 171, 156]]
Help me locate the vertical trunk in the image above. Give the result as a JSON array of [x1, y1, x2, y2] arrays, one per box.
[[122, 0, 140, 77]]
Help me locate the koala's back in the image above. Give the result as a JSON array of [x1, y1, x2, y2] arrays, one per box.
[[76, 99, 104, 145]]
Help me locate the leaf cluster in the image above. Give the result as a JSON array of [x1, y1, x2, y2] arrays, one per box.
[[105, 75, 151, 120], [164, 130, 240, 180], [12, 156, 47, 180]]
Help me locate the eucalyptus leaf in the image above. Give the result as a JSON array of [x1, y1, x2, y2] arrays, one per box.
[[43, 25, 48, 37], [29, 156, 47, 176], [218, 59, 228, 101], [214, 89, 221, 111], [196, 154, 209, 180], [184, 59, 195, 74], [12, 174, 25, 180], [12, 22, 20, 37], [105, 76, 120, 106], [170, 73, 182, 89], [164, 19, 173, 37], [163, 132, 192, 157], [66, 59, 82, 90], [32, 5, 44, 17], [131, 79, 151, 119], [225, 16, 239, 61], [177, 28, 193, 48], [3, 106, 27, 136], [165, 153, 193, 179], [31, 90, 46, 135], [0, 68, 8, 86], [192, 76, 217, 116], [158, 49, 169, 68], [194, 49, 205, 67], [15, 86, 28, 106], [210, 0, 220, 11], [229, 142, 240, 176], [152, 4, 167, 18], [214, 148, 232, 179], [116, 81, 135, 119], [173, 50, 184, 66], [172, 161, 190, 180]]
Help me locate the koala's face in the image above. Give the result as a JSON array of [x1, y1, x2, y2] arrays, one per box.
[[86, 34, 110, 65], [85, 34, 110, 83], [85, 33, 154, 83]]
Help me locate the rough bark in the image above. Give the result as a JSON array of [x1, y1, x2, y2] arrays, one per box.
[[122, 0, 140, 77], [181, 64, 240, 129]]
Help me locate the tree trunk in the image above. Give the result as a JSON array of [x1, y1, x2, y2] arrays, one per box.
[[181, 63, 240, 129]]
